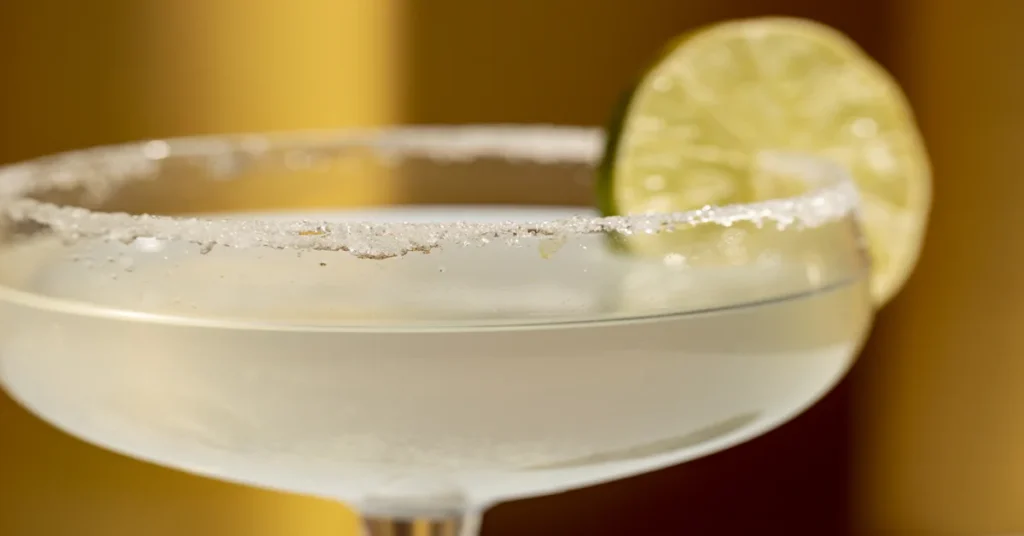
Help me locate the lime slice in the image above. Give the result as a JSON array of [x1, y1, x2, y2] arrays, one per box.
[[599, 17, 931, 305]]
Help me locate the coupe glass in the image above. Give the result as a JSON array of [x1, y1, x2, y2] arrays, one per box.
[[0, 126, 872, 535]]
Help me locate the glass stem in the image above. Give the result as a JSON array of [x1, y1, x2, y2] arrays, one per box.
[[361, 512, 482, 536]]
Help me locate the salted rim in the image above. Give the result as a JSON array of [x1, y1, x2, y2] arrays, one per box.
[[0, 125, 859, 259]]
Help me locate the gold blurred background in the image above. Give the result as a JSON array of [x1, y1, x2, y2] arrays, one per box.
[[0, 1, 1018, 535]]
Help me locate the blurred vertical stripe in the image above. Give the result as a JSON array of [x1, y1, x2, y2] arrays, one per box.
[[853, 1, 1024, 534]]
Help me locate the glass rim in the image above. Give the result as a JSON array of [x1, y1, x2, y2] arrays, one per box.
[[0, 125, 860, 259]]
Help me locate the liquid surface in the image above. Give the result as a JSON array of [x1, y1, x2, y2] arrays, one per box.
[[0, 206, 873, 511], [0, 206, 849, 327]]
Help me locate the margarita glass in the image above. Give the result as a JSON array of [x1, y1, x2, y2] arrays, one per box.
[[0, 126, 872, 534]]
